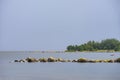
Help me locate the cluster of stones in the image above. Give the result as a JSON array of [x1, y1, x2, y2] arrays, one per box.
[[14, 57, 71, 63], [14, 57, 120, 63]]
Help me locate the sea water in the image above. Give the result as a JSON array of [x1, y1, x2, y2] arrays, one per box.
[[0, 52, 120, 80]]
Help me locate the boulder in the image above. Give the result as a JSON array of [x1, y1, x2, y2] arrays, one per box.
[[48, 57, 56, 62], [14, 60, 19, 62], [19, 59, 26, 62], [26, 57, 38, 62], [107, 59, 114, 63], [72, 60, 77, 62], [115, 58, 120, 62], [103, 60, 109, 63], [88, 60, 96, 63], [94, 60, 102, 63], [60, 59, 67, 62], [67, 60, 71, 62], [39, 58, 47, 62], [57, 58, 63, 62], [77, 58, 88, 62]]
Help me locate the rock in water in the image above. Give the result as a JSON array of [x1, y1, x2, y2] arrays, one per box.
[[77, 58, 88, 62], [14, 60, 19, 62], [39, 58, 47, 62], [48, 57, 56, 62], [26, 57, 38, 62], [115, 58, 120, 62]]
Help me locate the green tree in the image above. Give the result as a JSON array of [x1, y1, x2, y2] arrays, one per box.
[[66, 38, 120, 52], [101, 38, 120, 51], [67, 45, 75, 51]]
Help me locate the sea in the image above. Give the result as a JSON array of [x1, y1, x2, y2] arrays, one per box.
[[0, 52, 120, 80]]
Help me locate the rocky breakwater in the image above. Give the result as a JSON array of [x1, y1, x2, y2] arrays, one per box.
[[14, 57, 71, 63], [14, 57, 120, 63]]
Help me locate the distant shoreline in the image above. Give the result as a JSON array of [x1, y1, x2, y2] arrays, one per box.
[[65, 50, 119, 53], [0, 51, 65, 53], [0, 50, 120, 53]]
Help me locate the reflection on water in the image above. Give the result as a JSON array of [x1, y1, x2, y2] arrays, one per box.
[[0, 52, 120, 80]]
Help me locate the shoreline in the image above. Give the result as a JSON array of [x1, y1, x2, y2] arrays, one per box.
[[0, 50, 120, 53], [65, 50, 120, 53]]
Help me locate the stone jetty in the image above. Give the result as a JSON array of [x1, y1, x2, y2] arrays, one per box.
[[14, 57, 120, 63]]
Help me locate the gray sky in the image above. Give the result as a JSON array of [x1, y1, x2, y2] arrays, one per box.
[[0, 0, 120, 51]]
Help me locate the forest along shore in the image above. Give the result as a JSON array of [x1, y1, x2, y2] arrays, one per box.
[[66, 38, 120, 52]]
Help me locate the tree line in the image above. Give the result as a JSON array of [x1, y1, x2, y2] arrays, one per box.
[[66, 38, 120, 52]]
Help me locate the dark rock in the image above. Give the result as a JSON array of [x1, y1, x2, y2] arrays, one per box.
[[19, 59, 26, 62], [13, 57, 120, 63], [67, 60, 71, 62], [77, 58, 88, 62], [48, 57, 56, 62], [115, 58, 120, 62], [61, 60, 67, 62], [14, 60, 19, 62], [94, 60, 103, 63], [107, 59, 114, 63], [26, 57, 38, 62], [88, 60, 96, 63], [57, 58, 63, 62], [39, 58, 47, 62], [72, 60, 77, 62]]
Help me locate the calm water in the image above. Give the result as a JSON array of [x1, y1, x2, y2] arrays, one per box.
[[0, 52, 120, 80]]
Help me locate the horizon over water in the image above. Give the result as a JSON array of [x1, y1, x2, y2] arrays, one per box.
[[0, 0, 120, 79]]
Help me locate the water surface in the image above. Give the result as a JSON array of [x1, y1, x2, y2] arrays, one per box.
[[0, 52, 120, 80]]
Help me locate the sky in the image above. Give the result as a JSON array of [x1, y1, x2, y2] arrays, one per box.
[[0, 0, 120, 51]]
